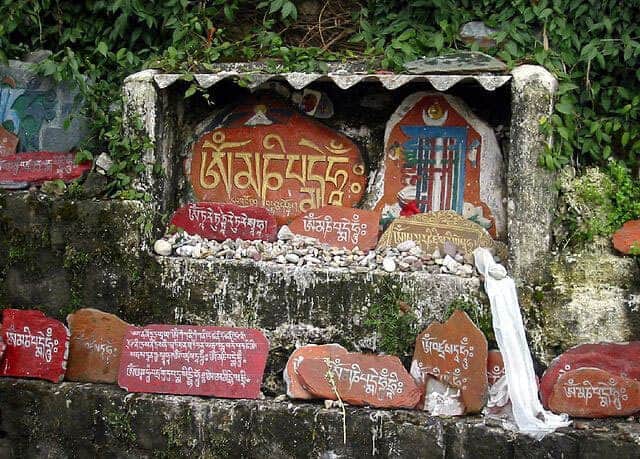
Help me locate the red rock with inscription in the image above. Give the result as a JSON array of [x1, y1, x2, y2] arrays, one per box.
[[188, 97, 366, 225], [0, 151, 91, 187], [410, 309, 488, 413], [170, 202, 277, 241], [540, 342, 640, 408], [284, 343, 348, 399], [118, 325, 269, 398], [0, 309, 70, 383], [487, 350, 505, 386], [288, 206, 380, 250], [297, 352, 420, 408], [612, 220, 640, 255], [65, 308, 130, 383], [549, 368, 640, 418], [0, 126, 18, 157]]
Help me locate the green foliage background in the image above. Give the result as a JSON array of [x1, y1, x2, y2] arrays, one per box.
[[1, 0, 639, 236]]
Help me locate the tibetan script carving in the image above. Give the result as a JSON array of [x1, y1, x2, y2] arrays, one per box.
[[117, 325, 269, 398], [0, 151, 91, 187], [188, 98, 366, 224]]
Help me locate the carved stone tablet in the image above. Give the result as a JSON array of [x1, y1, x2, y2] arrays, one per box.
[[283, 343, 348, 399], [0, 308, 69, 383], [288, 206, 380, 250], [540, 342, 640, 408], [367, 92, 505, 238], [612, 220, 640, 255], [410, 309, 488, 413], [549, 368, 640, 418], [65, 308, 129, 383], [188, 98, 366, 225], [377, 210, 507, 258], [170, 202, 277, 241], [0, 151, 91, 187], [297, 352, 421, 409], [118, 325, 269, 398]]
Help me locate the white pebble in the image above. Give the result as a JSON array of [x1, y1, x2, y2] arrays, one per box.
[[277, 225, 294, 241], [285, 253, 300, 264], [396, 240, 416, 252], [153, 239, 172, 256], [382, 257, 396, 273]]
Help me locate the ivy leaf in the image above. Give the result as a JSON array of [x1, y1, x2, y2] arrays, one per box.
[[96, 41, 109, 57], [556, 102, 575, 115]]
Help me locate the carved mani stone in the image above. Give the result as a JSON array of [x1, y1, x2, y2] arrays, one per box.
[[297, 352, 421, 409], [0, 151, 91, 188], [118, 325, 269, 398], [188, 98, 366, 225], [0, 308, 69, 383], [367, 92, 505, 238], [284, 343, 348, 399], [549, 368, 640, 418], [288, 206, 380, 250], [410, 309, 488, 413], [65, 308, 130, 383], [169, 202, 277, 242]]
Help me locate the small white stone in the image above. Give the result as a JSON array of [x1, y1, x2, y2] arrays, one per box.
[[176, 245, 194, 257], [285, 253, 300, 264], [153, 239, 172, 256], [277, 225, 294, 241], [397, 240, 416, 252], [442, 255, 460, 272], [382, 257, 396, 273]]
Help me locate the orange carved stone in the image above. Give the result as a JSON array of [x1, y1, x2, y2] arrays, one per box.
[[612, 220, 640, 255], [283, 343, 348, 399], [188, 98, 366, 225]]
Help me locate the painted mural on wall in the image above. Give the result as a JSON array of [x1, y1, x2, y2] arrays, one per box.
[[367, 92, 505, 238], [0, 60, 88, 154], [187, 97, 366, 224]]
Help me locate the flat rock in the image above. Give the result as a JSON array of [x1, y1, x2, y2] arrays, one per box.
[[377, 211, 508, 259], [170, 202, 277, 241], [283, 343, 348, 399], [403, 51, 507, 74], [65, 308, 130, 383], [0, 308, 69, 383], [549, 368, 640, 418], [459, 22, 497, 49], [118, 325, 269, 398], [487, 350, 505, 386], [368, 92, 505, 238], [540, 342, 640, 408], [297, 352, 421, 409], [288, 206, 380, 250], [188, 97, 366, 225], [410, 309, 488, 413], [0, 151, 91, 187], [612, 220, 640, 255]]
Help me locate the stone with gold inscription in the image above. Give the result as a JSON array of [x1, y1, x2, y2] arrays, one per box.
[[366, 92, 505, 238], [66, 308, 130, 384], [410, 309, 488, 413], [377, 210, 507, 259], [187, 97, 367, 225], [288, 206, 380, 250], [549, 368, 640, 418]]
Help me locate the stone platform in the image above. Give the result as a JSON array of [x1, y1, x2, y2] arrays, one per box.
[[1, 379, 639, 458]]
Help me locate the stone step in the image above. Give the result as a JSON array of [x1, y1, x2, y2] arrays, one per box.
[[1, 379, 638, 458]]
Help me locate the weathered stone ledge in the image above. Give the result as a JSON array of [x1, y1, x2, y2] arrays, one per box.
[[1, 379, 639, 458]]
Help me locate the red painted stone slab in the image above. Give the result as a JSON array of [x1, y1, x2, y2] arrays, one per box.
[[284, 343, 348, 399], [0, 126, 18, 158], [0, 309, 70, 383], [0, 151, 91, 187], [410, 309, 488, 413], [371, 92, 504, 237], [549, 368, 640, 418], [170, 202, 277, 241], [65, 308, 130, 384], [288, 206, 380, 250], [118, 325, 269, 398], [612, 220, 640, 255], [540, 342, 640, 408], [188, 98, 366, 225], [297, 352, 421, 409], [487, 350, 505, 386]]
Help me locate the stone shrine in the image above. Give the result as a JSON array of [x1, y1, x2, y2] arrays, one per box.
[[367, 92, 505, 237], [118, 325, 269, 398], [65, 308, 130, 383], [187, 97, 366, 224], [0, 308, 69, 383]]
